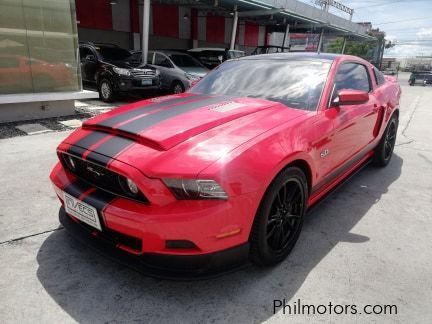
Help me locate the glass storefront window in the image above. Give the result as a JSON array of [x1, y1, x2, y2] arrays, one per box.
[[0, 0, 81, 94]]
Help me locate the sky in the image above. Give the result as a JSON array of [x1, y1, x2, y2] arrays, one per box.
[[298, 0, 432, 58]]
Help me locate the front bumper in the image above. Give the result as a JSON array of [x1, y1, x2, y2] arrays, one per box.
[[116, 76, 161, 92], [59, 207, 250, 279]]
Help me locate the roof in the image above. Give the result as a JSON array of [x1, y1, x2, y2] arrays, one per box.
[[241, 52, 341, 61]]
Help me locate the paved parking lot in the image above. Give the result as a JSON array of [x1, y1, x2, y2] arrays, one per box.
[[0, 72, 431, 323]]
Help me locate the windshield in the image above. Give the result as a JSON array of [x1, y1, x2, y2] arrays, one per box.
[[190, 59, 331, 111], [96, 46, 131, 61], [169, 54, 204, 68]]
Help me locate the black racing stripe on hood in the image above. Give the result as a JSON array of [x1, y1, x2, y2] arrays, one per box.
[[95, 94, 207, 128], [115, 95, 232, 134], [85, 136, 135, 167], [69, 131, 108, 158], [67, 145, 87, 159]]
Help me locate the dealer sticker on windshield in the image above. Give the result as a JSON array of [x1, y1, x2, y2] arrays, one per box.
[[64, 192, 102, 231]]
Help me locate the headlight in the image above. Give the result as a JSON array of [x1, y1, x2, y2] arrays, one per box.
[[184, 73, 201, 81], [113, 67, 131, 76], [163, 179, 228, 200], [63, 154, 76, 171], [154, 69, 160, 76]]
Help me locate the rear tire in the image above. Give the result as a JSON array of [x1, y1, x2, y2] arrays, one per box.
[[373, 114, 398, 167], [249, 167, 308, 266], [98, 78, 115, 102]]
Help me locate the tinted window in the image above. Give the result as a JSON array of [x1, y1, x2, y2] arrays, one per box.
[[95, 46, 131, 61], [190, 59, 331, 111], [169, 54, 203, 67], [154, 53, 172, 67], [374, 67, 386, 85], [334, 63, 371, 93], [79, 47, 93, 61]]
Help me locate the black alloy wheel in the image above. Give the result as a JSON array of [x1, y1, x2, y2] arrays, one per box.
[[373, 114, 398, 167], [249, 167, 308, 266], [266, 179, 304, 253]]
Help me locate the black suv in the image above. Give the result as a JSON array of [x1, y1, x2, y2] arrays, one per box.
[[79, 42, 161, 102]]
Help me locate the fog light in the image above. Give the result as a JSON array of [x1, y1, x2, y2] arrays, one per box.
[[64, 154, 76, 171], [126, 178, 139, 194]]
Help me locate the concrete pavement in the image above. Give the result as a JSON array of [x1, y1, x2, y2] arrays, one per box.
[[0, 73, 431, 323]]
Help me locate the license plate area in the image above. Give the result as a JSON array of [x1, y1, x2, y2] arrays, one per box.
[[64, 192, 102, 231], [141, 79, 152, 85]]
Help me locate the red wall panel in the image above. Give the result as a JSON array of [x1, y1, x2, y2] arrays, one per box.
[[75, 0, 112, 30], [152, 5, 179, 38], [244, 22, 259, 47], [130, 0, 139, 33], [206, 15, 225, 44]]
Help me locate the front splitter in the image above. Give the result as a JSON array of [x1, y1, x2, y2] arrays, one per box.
[[59, 207, 251, 280]]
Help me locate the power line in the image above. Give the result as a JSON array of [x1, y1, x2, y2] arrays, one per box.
[[354, 0, 431, 10], [374, 16, 432, 25]]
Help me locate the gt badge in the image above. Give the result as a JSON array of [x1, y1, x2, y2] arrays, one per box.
[[320, 149, 329, 158]]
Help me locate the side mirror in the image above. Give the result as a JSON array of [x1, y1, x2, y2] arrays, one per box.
[[85, 54, 96, 62], [333, 89, 369, 106]]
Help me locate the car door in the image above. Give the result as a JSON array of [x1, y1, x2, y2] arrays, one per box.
[[152, 52, 174, 89], [327, 62, 380, 169], [79, 46, 98, 83]]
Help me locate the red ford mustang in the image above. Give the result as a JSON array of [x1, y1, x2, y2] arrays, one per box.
[[50, 53, 401, 278]]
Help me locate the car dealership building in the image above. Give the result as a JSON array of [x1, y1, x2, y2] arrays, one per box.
[[0, 0, 371, 122]]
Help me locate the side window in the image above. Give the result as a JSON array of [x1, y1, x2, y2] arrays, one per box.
[[334, 63, 371, 93], [373, 67, 386, 86], [154, 53, 172, 67], [147, 52, 154, 64], [79, 47, 93, 61]]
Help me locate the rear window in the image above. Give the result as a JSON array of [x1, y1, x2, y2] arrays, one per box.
[[374, 68, 386, 86]]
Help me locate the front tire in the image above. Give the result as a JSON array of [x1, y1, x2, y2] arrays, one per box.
[[171, 81, 185, 94], [98, 78, 115, 102], [249, 167, 308, 266], [373, 114, 398, 167]]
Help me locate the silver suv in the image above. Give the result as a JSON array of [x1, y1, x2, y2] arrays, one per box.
[[131, 50, 209, 93]]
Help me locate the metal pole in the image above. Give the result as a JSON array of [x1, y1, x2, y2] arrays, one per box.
[[317, 29, 324, 53], [341, 37, 346, 54], [230, 6, 238, 50], [282, 24, 290, 49], [142, 0, 150, 65]]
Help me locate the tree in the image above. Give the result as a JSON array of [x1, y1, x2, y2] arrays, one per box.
[[326, 38, 371, 59]]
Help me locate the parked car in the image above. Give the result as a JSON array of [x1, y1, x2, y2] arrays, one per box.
[[251, 45, 290, 55], [50, 53, 401, 278], [79, 42, 160, 102], [131, 50, 209, 94], [0, 54, 75, 93], [408, 71, 432, 86], [383, 68, 397, 75], [187, 48, 245, 69]]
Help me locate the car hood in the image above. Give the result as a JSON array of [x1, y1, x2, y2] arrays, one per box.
[[64, 93, 306, 177], [180, 67, 209, 77]]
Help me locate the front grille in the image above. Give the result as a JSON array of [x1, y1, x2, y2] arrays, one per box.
[[61, 153, 149, 204], [130, 69, 156, 78]]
